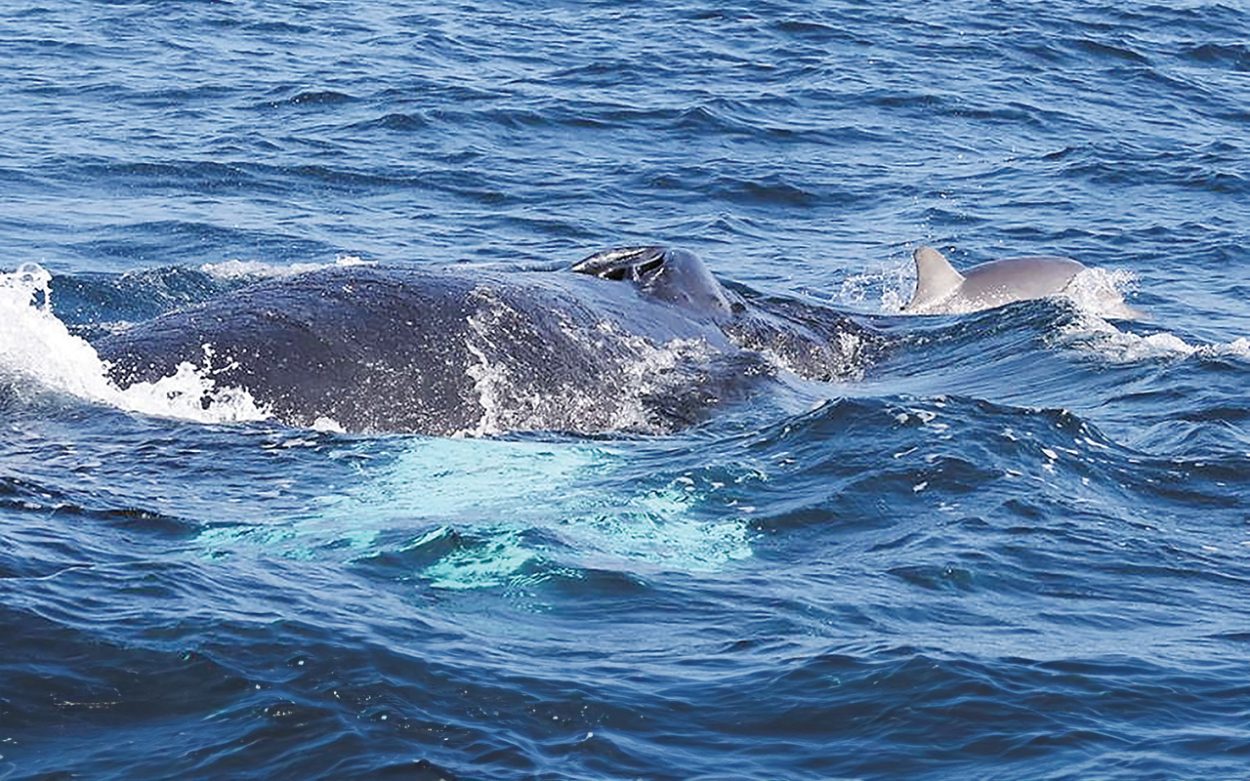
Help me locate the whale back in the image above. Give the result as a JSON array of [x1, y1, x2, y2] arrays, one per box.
[[93, 252, 882, 435], [574, 246, 881, 379], [94, 265, 746, 435]]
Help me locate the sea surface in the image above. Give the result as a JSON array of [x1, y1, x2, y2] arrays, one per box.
[[2, 1, 1249, 779]]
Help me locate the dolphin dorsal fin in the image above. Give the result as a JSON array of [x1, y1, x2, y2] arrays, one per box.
[[908, 246, 964, 310]]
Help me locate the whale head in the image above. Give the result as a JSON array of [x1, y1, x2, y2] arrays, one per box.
[[572, 246, 735, 320]]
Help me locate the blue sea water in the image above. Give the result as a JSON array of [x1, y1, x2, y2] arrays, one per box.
[[2, 1, 1250, 778]]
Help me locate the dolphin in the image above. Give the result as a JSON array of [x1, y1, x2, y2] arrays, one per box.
[[903, 246, 1090, 315]]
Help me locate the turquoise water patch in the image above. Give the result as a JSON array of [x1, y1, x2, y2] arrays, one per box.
[[193, 437, 754, 587]]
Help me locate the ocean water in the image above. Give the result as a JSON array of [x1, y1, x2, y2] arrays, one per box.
[[2, 1, 1250, 778]]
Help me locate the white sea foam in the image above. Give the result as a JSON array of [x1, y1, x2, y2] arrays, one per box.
[[200, 254, 370, 280], [0, 263, 269, 424], [1053, 271, 1249, 363], [311, 416, 345, 433], [1063, 267, 1143, 321], [1056, 312, 1250, 364]]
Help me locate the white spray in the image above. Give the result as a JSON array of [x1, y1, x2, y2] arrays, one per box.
[[0, 263, 269, 424]]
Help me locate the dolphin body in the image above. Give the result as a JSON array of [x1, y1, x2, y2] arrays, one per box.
[[903, 246, 1088, 315], [94, 247, 879, 436]]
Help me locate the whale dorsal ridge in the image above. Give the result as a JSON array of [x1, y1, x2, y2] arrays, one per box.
[[908, 246, 964, 310]]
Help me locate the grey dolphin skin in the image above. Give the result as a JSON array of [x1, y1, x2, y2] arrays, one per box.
[[94, 247, 878, 435], [904, 246, 1086, 315]]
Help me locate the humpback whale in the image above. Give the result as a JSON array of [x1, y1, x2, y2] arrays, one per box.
[[94, 247, 878, 436], [904, 246, 1087, 315]]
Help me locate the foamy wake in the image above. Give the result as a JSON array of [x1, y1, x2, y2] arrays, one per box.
[[1048, 269, 1250, 363], [200, 254, 370, 280], [0, 264, 269, 424], [1056, 314, 1250, 364]]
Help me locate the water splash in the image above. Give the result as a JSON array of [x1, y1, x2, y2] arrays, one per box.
[[200, 254, 371, 280], [0, 264, 269, 424], [835, 256, 914, 313], [459, 285, 720, 437], [1064, 267, 1143, 321], [1049, 269, 1250, 363]]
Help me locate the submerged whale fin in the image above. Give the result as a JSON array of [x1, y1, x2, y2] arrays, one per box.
[[571, 246, 668, 282], [907, 246, 965, 311]]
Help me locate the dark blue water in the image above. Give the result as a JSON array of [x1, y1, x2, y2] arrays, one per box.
[[3, 2, 1250, 778]]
